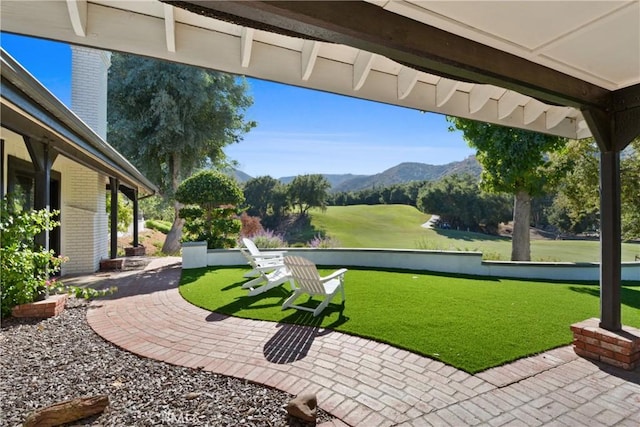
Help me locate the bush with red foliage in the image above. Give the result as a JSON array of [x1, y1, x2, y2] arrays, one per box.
[[239, 212, 264, 237]]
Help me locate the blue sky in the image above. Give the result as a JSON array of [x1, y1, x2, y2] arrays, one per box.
[[1, 33, 474, 178]]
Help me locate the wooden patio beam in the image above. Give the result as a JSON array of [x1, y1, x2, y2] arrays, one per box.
[[169, 0, 611, 109]]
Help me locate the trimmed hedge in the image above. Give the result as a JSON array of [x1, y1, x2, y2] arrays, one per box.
[[145, 219, 172, 234]]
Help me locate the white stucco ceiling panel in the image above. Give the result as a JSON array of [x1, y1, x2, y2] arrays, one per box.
[[541, 2, 640, 88], [401, 1, 628, 50], [374, 0, 638, 89]]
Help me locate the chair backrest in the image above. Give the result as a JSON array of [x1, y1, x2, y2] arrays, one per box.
[[242, 237, 261, 256], [284, 256, 324, 294]]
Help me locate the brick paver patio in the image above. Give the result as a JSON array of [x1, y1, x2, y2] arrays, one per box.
[[79, 258, 640, 426]]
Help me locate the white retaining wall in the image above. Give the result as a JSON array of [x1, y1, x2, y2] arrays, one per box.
[[183, 245, 640, 282]]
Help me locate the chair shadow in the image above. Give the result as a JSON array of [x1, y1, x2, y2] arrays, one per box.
[[263, 306, 349, 364], [204, 286, 293, 322]]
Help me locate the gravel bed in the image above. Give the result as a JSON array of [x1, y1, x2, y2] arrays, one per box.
[[0, 300, 334, 426]]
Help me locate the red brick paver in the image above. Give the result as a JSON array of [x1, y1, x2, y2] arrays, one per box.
[[81, 259, 640, 426]]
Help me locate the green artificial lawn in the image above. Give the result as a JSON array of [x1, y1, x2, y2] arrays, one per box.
[[180, 266, 640, 373], [309, 205, 640, 262]]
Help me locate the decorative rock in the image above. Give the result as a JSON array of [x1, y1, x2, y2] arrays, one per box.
[[184, 392, 201, 400], [286, 393, 317, 422]]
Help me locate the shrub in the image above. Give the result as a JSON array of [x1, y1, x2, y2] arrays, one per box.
[[308, 234, 341, 248], [239, 212, 264, 237], [176, 170, 244, 249], [249, 229, 286, 249], [145, 219, 172, 234], [0, 196, 113, 317]]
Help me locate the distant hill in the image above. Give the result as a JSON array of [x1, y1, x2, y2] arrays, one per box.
[[279, 173, 368, 188], [222, 168, 253, 183], [230, 156, 481, 191], [332, 156, 481, 192]]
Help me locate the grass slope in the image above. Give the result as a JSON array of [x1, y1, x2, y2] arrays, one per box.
[[180, 267, 640, 373], [309, 205, 640, 262]]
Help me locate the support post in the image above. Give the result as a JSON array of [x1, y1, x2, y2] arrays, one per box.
[[599, 151, 621, 331], [109, 177, 119, 259], [24, 137, 58, 250], [132, 188, 139, 247], [582, 89, 640, 331]]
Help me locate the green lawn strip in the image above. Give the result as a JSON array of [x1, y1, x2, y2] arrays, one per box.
[[179, 266, 640, 373], [309, 205, 640, 262]]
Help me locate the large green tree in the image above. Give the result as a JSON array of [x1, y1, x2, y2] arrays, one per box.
[[243, 175, 283, 218], [448, 118, 566, 260], [287, 174, 331, 215], [549, 137, 640, 240], [107, 53, 255, 254], [416, 174, 512, 234]]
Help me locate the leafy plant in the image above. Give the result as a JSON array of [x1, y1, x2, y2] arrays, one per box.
[[248, 229, 286, 249], [1, 196, 114, 318], [105, 191, 133, 233], [0, 197, 115, 317], [176, 170, 245, 249], [239, 212, 264, 238], [145, 219, 172, 234], [308, 234, 341, 248]]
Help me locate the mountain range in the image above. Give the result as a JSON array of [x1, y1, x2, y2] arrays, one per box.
[[232, 155, 481, 193]]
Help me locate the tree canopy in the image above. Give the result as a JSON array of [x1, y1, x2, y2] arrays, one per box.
[[416, 174, 511, 234], [107, 53, 255, 253], [448, 117, 567, 260], [287, 174, 331, 215], [549, 137, 640, 240]]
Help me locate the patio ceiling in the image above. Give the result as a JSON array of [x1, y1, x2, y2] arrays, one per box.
[[1, 1, 638, 142]]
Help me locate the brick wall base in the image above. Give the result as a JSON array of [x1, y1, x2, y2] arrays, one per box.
[[571, 318, 640, 370], [124, 245, 146, 257], [12, 294, 67, 318], [100, 258, 124, 271]]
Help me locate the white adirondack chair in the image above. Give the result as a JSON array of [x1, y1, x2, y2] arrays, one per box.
[[241, 237, 287, 278], [282, 256, 347, 317], [240, 238, 290, 296]]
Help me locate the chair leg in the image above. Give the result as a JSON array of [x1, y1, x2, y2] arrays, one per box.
[[282, 289, 303, 310], [241, 276, 265, 289], [313, 294, 334, 316]]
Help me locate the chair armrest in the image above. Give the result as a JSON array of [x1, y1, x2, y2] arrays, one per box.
[[252, 253, 285, 262], [259, 250, 287, 256], [320, 268, 348, 282]]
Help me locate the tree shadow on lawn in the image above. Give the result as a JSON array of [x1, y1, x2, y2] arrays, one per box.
[[431, 228, 510, 243], [569, 285, 640, 311]]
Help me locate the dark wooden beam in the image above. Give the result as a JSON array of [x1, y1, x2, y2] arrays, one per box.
[[109, 177, 119, 259], [24, 137, 58, 250], [120, 185, 140, 248], [170, 0, 610, 109], [581, 103, 637, 332], [598, 151, 622, 331]]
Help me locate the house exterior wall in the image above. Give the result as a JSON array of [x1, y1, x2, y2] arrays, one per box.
[[71, 46, 111, 140], [57, 156, 108, 275], [1, 128, 108, 275]]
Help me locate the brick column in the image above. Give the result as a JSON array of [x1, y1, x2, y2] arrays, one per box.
[[571, 318, 640, 370]]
